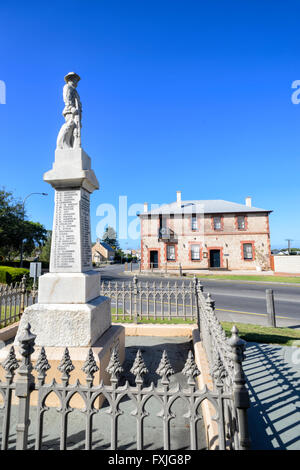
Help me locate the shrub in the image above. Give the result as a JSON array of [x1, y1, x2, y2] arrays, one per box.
[[0, 266, 29, 284], [0, 260, 49, 269]]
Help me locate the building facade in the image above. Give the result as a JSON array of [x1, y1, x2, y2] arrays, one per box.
[[92, 240, 115, 264], [138, 192, 272, 271]]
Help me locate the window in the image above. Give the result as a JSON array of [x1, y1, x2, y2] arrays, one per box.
[[243, 243, 253, 260], [191, 244, 200, 260], [213, 216, 222, 230], [237, 216, 246, 230], [191, 215, 197, 231], [167, 245, 176, 261]]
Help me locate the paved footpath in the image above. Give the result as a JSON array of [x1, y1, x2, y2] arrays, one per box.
[[245, 342, 300, 450]]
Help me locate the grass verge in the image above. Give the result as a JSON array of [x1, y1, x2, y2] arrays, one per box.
[[185, 274, 300, 284], [111, 308, 300, 346], [190, 274, 300, 283], [221, 321, 300, 346]]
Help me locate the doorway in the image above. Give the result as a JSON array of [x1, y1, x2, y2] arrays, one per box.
[[150, 250, 159, 268], [209, 249, 221, 268]]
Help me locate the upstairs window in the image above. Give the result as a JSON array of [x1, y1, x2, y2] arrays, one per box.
[[191, 244, 200, 260], [237, 215, 246, 230], [191, 215, 197, 231], [167, 244, 176, 261], [213, 216, 222, 230], [243, 243, 253, 260]]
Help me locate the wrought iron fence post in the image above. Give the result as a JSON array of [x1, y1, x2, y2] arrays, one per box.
[[193, 275, 199, 325], [20, 275, 27, 314], [196, 280, 203, 336], [156, 351, 174, 450], [131, 349, 148, 450], [31, 279, 38, 305], [1, 346, 19, 450], [133, 275, 138, 323], [228, 326, 251, 450], [205, 294, 215, 364], [106, 346, 123, 450], [15, 323, 36, 450]]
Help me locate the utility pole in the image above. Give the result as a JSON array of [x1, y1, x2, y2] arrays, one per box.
[[285, 239, 293, 255]]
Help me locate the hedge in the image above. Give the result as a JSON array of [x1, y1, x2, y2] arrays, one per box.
[[0, 266, 29, 285], [0, 260, 49, 269]]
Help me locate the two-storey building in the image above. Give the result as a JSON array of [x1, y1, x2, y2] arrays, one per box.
[[138, 191, 272, 271]]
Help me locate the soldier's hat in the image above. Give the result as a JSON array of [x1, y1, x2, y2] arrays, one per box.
[[64, 72, 81, 83]]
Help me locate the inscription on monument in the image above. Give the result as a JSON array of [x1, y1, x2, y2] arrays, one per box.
[[52, 189, 79, 271], [80, 188, 92, 270], [50, 187, 93, 273]]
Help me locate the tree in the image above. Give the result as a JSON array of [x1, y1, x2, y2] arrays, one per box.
[[39, 230, 52, 262], [0, 188, 47, 261], [102, 226, 120, 250]]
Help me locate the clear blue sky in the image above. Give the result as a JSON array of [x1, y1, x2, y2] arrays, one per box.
[[1, 1, 300, 249]]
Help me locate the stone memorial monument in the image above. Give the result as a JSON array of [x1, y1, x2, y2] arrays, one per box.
[[8, 74, 124, 400]]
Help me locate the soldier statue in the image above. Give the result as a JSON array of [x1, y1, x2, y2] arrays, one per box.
[[56, 72, 82, 149]]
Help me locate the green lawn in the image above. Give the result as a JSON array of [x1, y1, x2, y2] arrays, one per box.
[[111, 308, 195, 324], [111, 307, 300, 346], [221, 321, 300, 346], [187, 274, 300, 284], [0, 305, 20, 328]]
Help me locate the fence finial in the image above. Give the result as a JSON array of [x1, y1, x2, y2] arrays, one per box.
[[35, 346, 50, 379], [228, 325, 246, 361], [2, 346, 19, 375], [130, 349, 148, 383], [58, 347, 75, 380], [206, 292, 215, 309], [19, 323, 36, 366], [106, 345, 123, 380], [182, 350, 200, 384], [82, 348, 99, 380], [156, 350, 174, 383]]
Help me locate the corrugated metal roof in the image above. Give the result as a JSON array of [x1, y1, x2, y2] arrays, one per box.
[[98, 241, 115, 251], [139, 200, 271, 216]]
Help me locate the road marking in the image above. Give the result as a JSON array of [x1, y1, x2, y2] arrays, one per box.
[[216, 308, 294, 320]]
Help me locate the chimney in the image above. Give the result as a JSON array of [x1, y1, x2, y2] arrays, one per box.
[[176, 191, 181, 207], [245, 196, 252, 207], [144, 202, 148, 213]]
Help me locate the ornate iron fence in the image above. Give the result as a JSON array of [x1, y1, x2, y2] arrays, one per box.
[[0, 276, 38, 329], [194, 277, 251, 450], [100, 276, 197, 322], [0, 321, 250, 450]]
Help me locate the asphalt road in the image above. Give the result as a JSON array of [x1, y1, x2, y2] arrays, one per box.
[[98, 264, 300, 328]]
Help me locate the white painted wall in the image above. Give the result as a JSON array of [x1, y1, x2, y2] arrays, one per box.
[[274, 255, 300, 273]]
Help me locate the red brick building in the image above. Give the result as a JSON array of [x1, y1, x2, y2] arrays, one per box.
[[138, 192, 272, 271]]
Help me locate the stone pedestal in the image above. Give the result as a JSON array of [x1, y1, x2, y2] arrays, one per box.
[[16, 146, 112, 349], [14, 297, 111, 347]]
